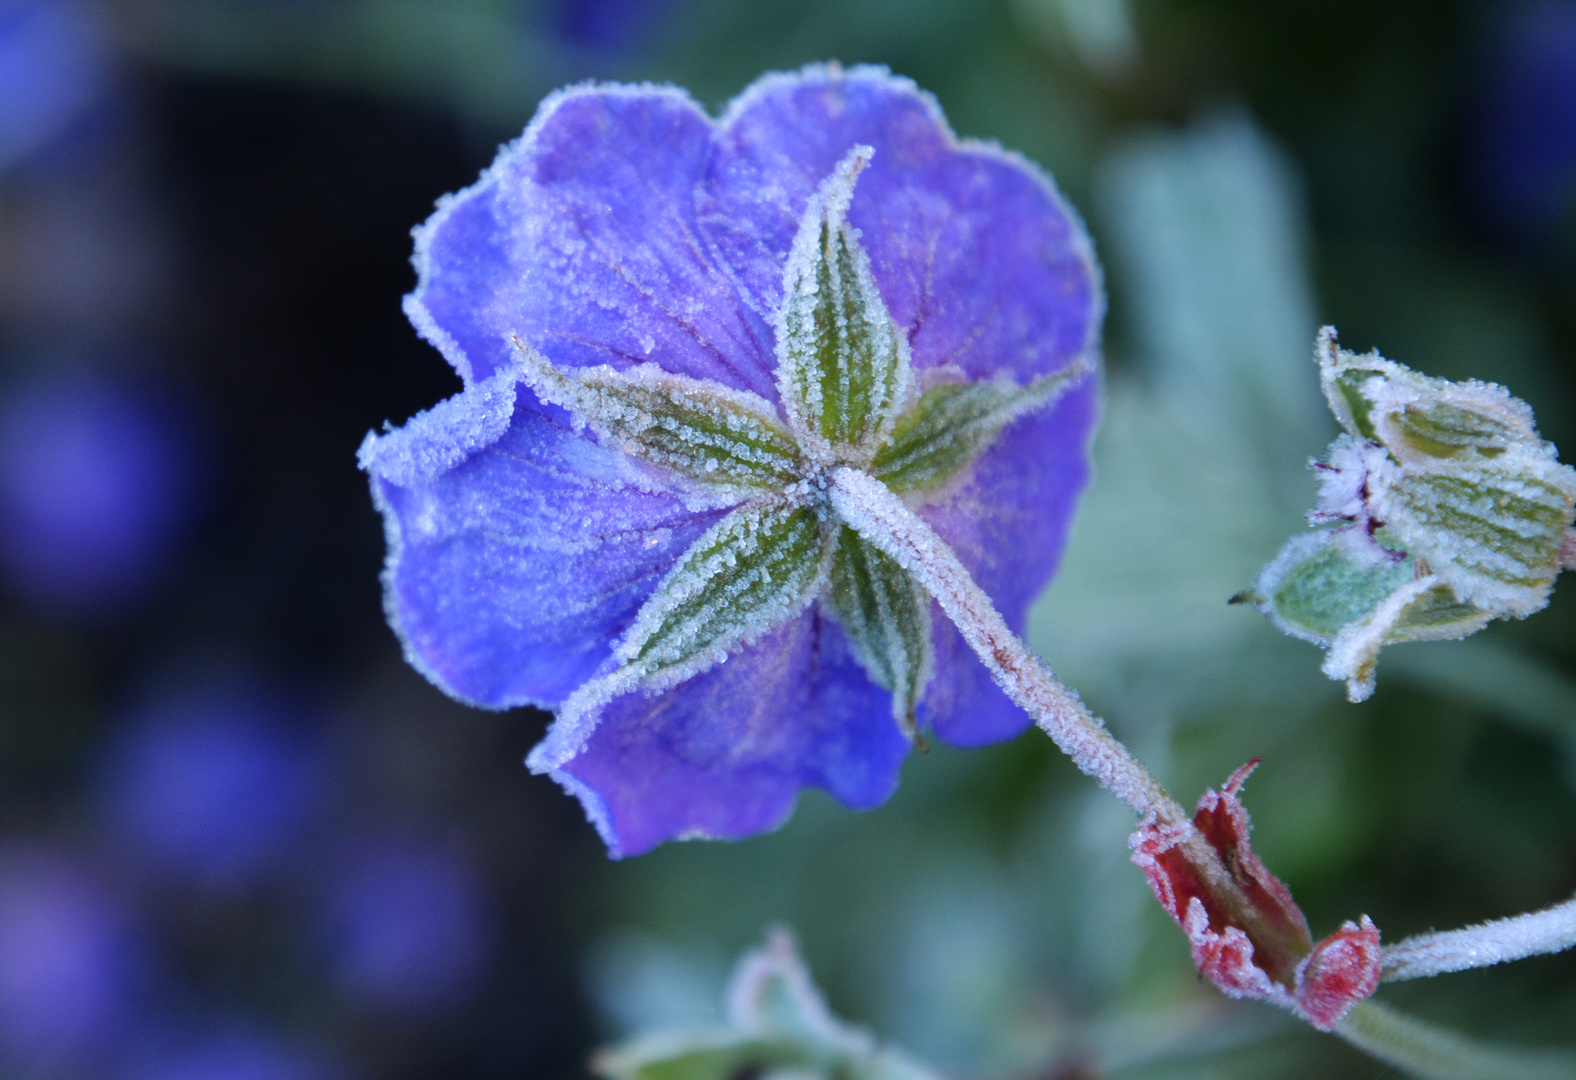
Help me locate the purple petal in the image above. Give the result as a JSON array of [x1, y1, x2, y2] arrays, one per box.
[[545, 612, 908, 857], [406, 84, 778, 397], [363, 373, 725, 708], [920, 378, 1098, 746], [703, 64, 1101, 381]]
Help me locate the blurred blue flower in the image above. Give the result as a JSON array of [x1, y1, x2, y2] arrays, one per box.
[[1467, 0, 1576, 246], [319, 833, 491, 1014], [552, 0, 678, 54], [0, 0, 107, 171], [120, 1026, 346, 1080], [0, 375, 202, 614], [361, 65, 1099, 856], [95, 675, 322, 886], [0, 845, 139, 1070]]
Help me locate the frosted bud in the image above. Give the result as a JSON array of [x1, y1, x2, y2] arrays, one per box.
[[1130, 761, 1382, 1031], [1239, 328, 1576, 701]]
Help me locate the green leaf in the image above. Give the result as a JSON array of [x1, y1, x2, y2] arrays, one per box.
[[871, 364, 1092, 492], [615, 498, 833, 684], [776, 147, 912, 461], [513, 340, 802, 489], [827, 528, 933, 734]]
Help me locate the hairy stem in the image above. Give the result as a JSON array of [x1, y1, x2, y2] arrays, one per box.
[[1382, 894, 1576, 983], [1336, 1000, 1576, 1080], [828, 466, 1177, 817], [826, 466, 1280, 935]]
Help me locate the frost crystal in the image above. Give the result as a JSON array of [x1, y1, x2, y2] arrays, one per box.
[[362, 65, 1100, 855], [1239, 327, 1576, 701]]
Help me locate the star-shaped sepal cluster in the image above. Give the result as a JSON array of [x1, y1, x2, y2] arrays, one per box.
[[523, 148, 1089, 769]]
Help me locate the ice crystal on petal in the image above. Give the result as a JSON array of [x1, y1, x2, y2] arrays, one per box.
[[1241, 327, 1576, 701], [1130, 761, 1381, 1030]]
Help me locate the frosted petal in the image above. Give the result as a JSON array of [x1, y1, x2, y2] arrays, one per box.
[[703, 64, 1100, 385], [514, 340, 801, 490], [536, 613, 907, 858], [364, 382, 725, 708], [775, 146, 913, 459], [407, 84, 777, 395]]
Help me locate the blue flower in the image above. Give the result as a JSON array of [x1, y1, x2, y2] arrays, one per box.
[[361, 65, 1101, 856]]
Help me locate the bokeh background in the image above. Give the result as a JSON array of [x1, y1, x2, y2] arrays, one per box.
[[2, 0, 1574, 1077]]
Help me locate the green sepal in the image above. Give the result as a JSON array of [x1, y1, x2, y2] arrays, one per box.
[[514, 340, 802, 489], [1243, 529, 1496, 701], [776, 148, 913, 462], [1381, 466, 1575, 613], [871, 364, 1091, 493], [616, 497, 834, 684], [1241, 530, 1417, 645], [828, 527, 934, 734]]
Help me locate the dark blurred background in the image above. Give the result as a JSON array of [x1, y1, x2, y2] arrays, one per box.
[[1, 1, 1574, 1078]]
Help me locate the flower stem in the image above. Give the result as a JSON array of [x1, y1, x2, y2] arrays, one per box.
[[1336, 1000, 1576, 1080], [828, 466, 1279, 938], [827, 465, 1180, 819], [1381, 894, 1576, 983]]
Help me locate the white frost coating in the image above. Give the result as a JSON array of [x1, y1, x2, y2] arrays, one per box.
[[357, 364, 522, 486], [1322, 574, 1442, 703], [774, 145, 915, 462], [1381, 894, 1576, 983]]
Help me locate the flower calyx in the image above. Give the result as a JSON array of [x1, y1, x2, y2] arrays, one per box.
[[1130, 760, 1382, 1031], [519, 147, 1090, 749], [1236, 327, 1576, 701]]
